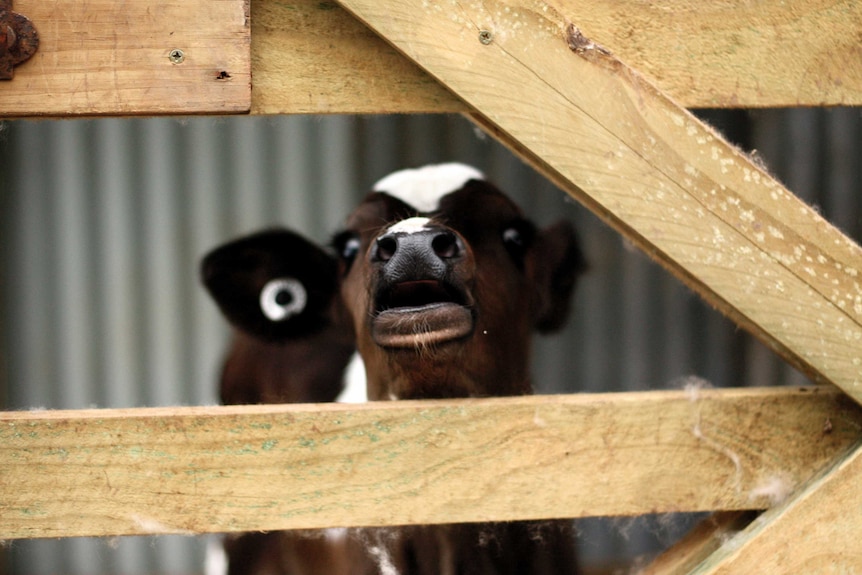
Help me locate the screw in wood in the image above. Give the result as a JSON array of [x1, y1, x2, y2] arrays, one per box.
[[478, 30, 493, 45], [168, 49, 185, 64]]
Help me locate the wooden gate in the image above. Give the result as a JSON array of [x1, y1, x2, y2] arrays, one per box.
[[2, 0, 862, 572]]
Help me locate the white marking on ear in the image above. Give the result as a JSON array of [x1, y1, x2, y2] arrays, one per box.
[[336, 352, 368, 403], [373, 163, 485, 213], [387, 217, 431, 235], [259, 278, 306, 321]]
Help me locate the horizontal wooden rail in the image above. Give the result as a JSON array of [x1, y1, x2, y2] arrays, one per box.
[[2, 0, 860, 116], [2, 0, 251, 116], [2, 387, 860, 540]]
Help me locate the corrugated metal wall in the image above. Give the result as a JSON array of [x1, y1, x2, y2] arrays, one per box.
[[1, 109, 860, 574]]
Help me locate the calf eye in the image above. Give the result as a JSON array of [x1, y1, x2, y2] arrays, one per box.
[[334, 232, 362, 272], [502, 221, 536, 266], [503, 227, 524, 249], [259, 278, 307, 321]]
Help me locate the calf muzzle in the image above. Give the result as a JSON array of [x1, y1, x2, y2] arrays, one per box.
[[369, 222, 476, 349]]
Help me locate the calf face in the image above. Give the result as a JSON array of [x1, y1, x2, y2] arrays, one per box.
[[202, 229, 356, 405], [334, 164, 585, 400]]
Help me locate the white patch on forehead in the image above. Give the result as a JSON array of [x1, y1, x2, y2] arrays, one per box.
[[387, 217, 431, 235], [373, 163, 485, 213]]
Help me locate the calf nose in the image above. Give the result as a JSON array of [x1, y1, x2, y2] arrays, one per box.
[[372, 224, 464, 278], [374, 230, 461, 262]]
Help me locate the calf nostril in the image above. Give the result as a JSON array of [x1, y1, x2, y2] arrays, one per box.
[[432, 231, 460, 259], [375, 235, 398, 262]]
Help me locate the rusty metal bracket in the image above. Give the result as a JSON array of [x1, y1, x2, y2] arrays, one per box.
[[1, 0, 39, 80]]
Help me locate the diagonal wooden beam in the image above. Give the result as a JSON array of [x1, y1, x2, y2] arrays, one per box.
[[334, 0, 862, 404], [689, 441, 862, 573], [640, 511, 759, 575]]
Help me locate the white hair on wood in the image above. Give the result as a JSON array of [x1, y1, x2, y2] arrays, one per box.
[[749, 474, 793, 506], [683, 375, 744, 490]]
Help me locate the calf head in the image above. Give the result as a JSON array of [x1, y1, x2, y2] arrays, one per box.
[[334, 163, 586, 400], [202, 229, 341, 342], [202, 163, 586, 404], [202, 230, 355, 404]]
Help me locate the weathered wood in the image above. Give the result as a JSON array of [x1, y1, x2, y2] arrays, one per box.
[[641, 511, 758, 575], [3, 0, 858, 115], [553, 0, 862, 109], [0, 0, 250, 116], [251, 0, 464, 114], [250, 0, 862, 114], [690, 442, 862, 574], [1, 387, 859, 539], [335, 0, 862, 405]]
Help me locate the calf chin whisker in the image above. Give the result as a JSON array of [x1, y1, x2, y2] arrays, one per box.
[[412, 318, 440, 356]]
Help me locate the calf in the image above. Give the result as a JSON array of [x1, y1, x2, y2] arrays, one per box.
[[202, 163, 587, 574], [203, 230, 360, 575], [204, 229, 356, 406]]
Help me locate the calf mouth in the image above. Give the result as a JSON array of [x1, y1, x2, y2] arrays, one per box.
[[371, 280, 474, 349]]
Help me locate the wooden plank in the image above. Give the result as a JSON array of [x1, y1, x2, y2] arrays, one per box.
[[640, 511, 758, 575], [2, 0, 858, 115], [1, 387, 859, 539], [251, 0, 464, 114], [335, 0, 862, 404], [690, 442, 862, 574], [554, 0, 862, 109], [0, 0, 250, 116], [250, 0, 862, 114]]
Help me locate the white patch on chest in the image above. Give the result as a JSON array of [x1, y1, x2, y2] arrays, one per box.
[[373, 163, 485, 213], [204, 536, 228, 575], [336, 352, 368, 403], [324, 527, 349, 543]]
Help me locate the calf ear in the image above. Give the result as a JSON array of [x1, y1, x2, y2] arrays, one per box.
[[201, 229, 339, 341], [531, 220, 588, 333]]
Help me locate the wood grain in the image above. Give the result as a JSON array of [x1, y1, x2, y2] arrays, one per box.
[[1, 387, 859, 539], [691, 442, 862, 574], [251, 0, 463, 114], [250, 0, 862, 113], [0, 0, 250, 116], [553, 0, 862, 109], [5, 0, 858, 115], [335, 0, 862, 405]]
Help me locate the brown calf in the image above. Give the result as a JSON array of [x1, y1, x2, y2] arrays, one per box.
[[202, 163, 587, 574]]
